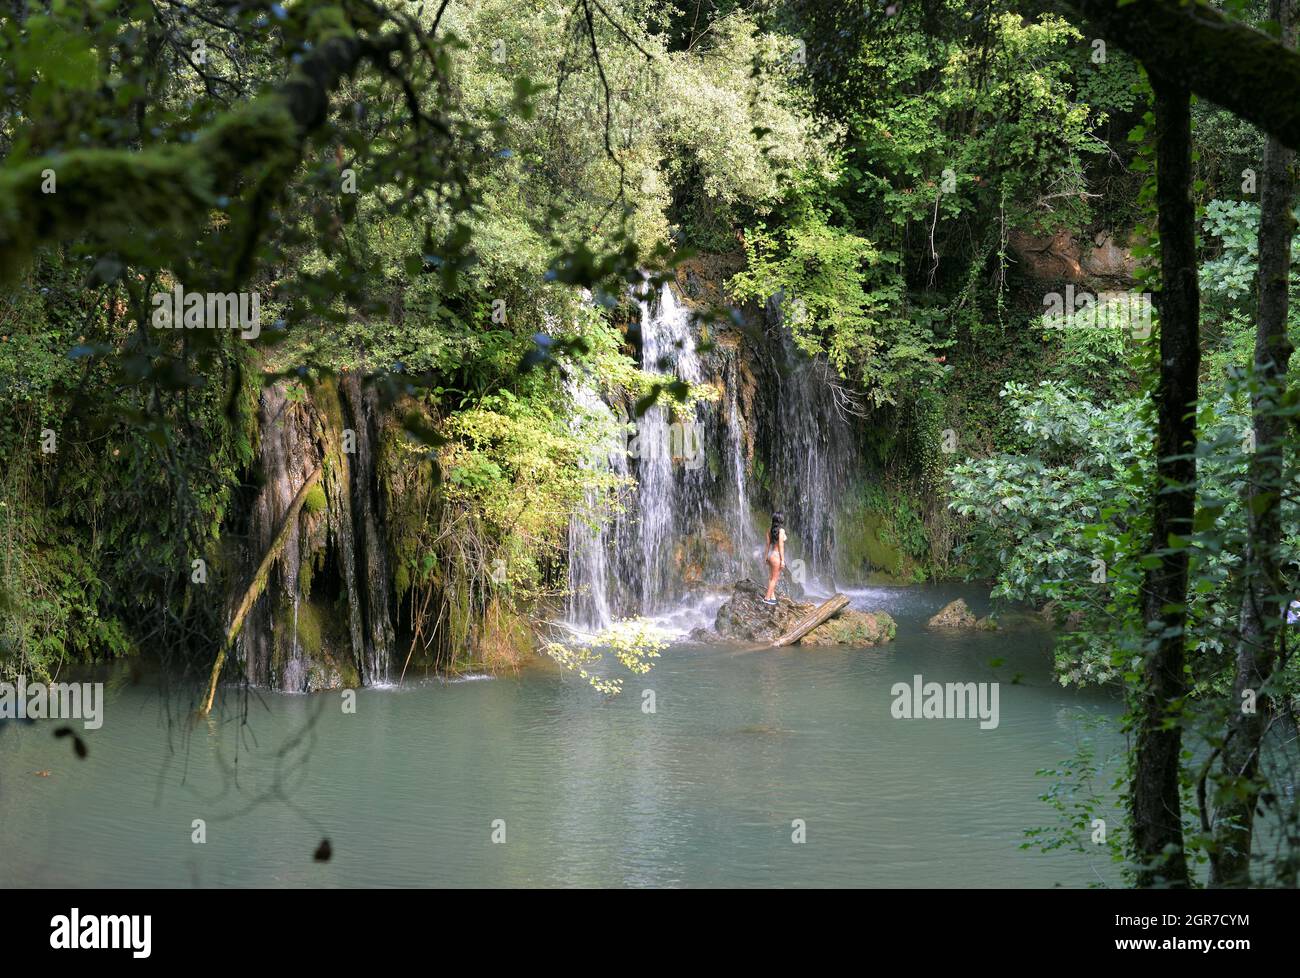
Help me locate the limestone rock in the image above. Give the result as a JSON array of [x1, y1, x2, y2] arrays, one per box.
[[927, 598, 978, 628], [714, 578, 810, 642], [712, 580, 896, 647], [1007, 228, 1084, 281], [801, 609, 897, 646], [1080, 230, 1137, 283], [1007, 227, 1137, 286]]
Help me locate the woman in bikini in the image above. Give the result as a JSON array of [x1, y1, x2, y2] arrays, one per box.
[[763, 511, 786, 605]]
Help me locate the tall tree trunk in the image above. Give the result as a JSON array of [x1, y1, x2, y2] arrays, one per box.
[[1131, 76, 1199, 889], [1210, 0, 1297, 889]]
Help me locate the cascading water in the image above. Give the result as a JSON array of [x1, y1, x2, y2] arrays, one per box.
[[339, 374, 395, 685], [236, 375, 396, 689], [763, 296, 861, 592], [561, 281, 873, 634], [564, 283, 761, 631], [721, 342, 759, 572], [565, 381, 629, 631], [632, 285, 711, 612]]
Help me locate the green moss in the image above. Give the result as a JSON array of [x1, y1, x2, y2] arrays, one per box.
[[270, 590, 365, 689], [313, 374, 346, 442], [303, 485, 327, 515], [802, 610, 897, 646], [293, 600, 325, 656], [834, 503, 903, 578], [299, 551, 316, 601], [861, 512, 903, 576]]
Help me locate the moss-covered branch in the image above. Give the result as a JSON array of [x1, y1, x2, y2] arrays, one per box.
[[0, 27, 406, 279], [200, 466, 323, 716], [1065, 0, 1300, 150]]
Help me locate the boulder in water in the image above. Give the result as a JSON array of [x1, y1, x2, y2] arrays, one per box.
[[711, 579, 896, 647], [713, 578, 809, 642], [801, 609, 896, 646], [927, 598, 978, 628]]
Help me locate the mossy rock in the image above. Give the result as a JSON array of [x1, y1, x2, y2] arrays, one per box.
[[927, 598, 978, 628], [714, 578, 809, 642], [271, 594, 357, 690], [834, 505, 921, 582], [801, 610, 897, 647], [307, 657, 359, 692]]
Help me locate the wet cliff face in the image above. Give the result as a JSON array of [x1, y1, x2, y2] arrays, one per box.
[[234, 375, 395, 691]]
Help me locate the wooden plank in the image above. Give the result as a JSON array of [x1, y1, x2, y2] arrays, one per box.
[[771, 593, 849, 648]]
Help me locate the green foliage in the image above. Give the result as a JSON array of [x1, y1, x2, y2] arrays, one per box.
[[541, 618, 667, 695], [949, 380, 1152, 685], [1039, 312, 1141, 403], [730, 212, 943, 406], [728, 2, 1129, 488], [0, 257, 255, 680], [1199, 198, 1300, 329], [949, 379, 1299, 690]]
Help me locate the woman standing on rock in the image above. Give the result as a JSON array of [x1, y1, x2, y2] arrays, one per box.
[[763, 511, 787, 605]]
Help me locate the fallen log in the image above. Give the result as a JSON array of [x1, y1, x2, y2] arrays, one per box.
[[198, 466, 323, 716], [771, 593, 850, 648]]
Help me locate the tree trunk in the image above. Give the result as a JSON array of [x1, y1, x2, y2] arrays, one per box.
[[1131, 76, 1199, 889], [1210, 0, 1297, 889]]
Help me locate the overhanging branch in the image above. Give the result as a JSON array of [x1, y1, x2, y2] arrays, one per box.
[[0, 29, 407, 279], [1065, 0, 1300, 150]]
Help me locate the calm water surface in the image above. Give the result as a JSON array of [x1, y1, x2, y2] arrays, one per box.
[[0, 584, 1124, 887]]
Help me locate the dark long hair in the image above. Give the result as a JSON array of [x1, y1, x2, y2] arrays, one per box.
[[768, 510, 785, 546]]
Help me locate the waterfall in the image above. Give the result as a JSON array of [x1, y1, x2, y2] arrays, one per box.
[[561, 280, 870, 633], [340, 374, 395, 685], [235, 375, 396, 690], [238, 381, 313, 690], [564, 283, 760, 630], [632, 285, 710, 612], [722, 344, 758, 573], [565, 381, 628, 631], [764, 300, 860, 592]]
